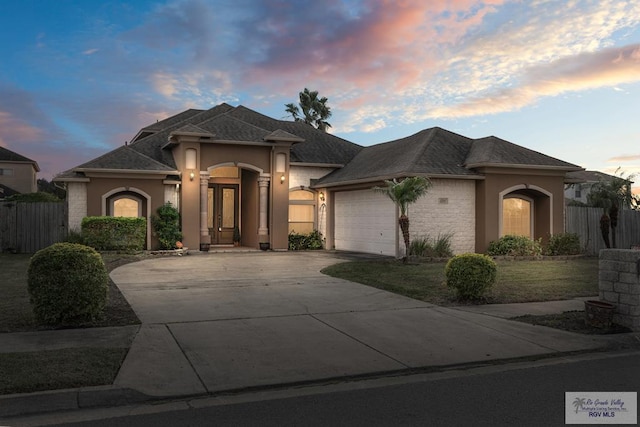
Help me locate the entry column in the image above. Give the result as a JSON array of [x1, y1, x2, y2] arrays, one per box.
[[200, 172, 210, 250], [258, 176, 269, 240]]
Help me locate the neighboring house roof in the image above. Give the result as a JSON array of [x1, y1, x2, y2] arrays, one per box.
[[0, 146, 40, 171], [0, 183, 20, 197], [315, 127, 582, 187], [565, 170, 619, 184]]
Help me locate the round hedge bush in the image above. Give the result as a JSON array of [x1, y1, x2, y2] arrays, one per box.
[[445, 253, 497, 300], [28, 243, 108, 325]]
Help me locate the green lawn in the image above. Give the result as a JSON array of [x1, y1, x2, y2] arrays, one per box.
[[321, 257, 599, 305], [0, 252, 142, 394]]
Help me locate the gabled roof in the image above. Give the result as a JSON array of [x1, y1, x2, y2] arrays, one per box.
[[315, 127, 582, 188], [73, 145, 178, 173], [58, 103, 363, 180], [0, 146, 40, 171]]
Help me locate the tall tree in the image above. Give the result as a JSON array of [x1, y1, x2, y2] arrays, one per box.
[[373, 176, 432, 263], [285, 88, 332, 131], [587, 168, 635, 248]]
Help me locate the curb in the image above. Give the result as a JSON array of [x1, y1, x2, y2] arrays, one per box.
[[0, 385, 152, 418]]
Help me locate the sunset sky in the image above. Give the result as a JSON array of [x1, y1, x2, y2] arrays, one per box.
[[1, 0, 639, 187]]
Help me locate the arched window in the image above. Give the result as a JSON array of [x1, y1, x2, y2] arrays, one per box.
[[106, 192, 143, 217], [289, 189, 316, 234], [502, 196, 532, 238]]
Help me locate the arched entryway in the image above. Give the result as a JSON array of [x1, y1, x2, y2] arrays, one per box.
[[499, 184, 553, 240]]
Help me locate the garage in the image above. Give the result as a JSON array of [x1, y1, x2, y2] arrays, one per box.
[[334, 190, 397, 256]]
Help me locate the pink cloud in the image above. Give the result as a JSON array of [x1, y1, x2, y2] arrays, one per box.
[[608, 154, 640, 162]]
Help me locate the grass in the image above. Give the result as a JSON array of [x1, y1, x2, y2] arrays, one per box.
[[513, 311, 632, 335], [321, 257, 599, 306], [0, 348, 129, 395], [0, 253, 142, 332], [0, 252, 144, 394]]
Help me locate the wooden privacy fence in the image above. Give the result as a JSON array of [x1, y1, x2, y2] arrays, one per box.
[[565, 206, 640, 255], [0, 202, 68, 253]]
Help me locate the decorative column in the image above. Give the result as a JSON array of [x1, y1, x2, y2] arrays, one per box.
[[200, 172, 210, 250], [258, 176, 270, 239]]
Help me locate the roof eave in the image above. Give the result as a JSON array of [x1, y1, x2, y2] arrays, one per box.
[[74, 168, 179, 175], [465, 162, 584, 172], [313, 173, 484, 189]]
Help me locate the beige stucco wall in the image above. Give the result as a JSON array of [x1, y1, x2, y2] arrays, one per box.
[[409, 178, 476, 255], [0, 162, 37, 193]]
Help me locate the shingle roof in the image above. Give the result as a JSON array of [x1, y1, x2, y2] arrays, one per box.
[[74, 145, 177, 172], [0, 146, 40, 171], [465, 136, 581, 170], [315, 127, 582, 187], [315, 127, 478, 186], [565, 170, 619, 184], [0, 183, 20, 197]]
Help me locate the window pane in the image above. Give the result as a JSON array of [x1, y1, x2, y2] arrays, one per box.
[[207, 188, 214, 228], [289, 190, 315, 201], [222, 188, 235, 228], [289, 205, 314, 222], [503, 198, 531, 237], [113, 198, 139, 217]]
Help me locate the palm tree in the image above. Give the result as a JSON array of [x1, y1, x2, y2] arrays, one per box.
[[588, 168, 635, 248], [373, 176, 432, 263], [284, 88, 332, 131]]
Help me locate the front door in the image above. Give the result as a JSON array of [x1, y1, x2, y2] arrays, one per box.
[[208, 184, 239, 245]]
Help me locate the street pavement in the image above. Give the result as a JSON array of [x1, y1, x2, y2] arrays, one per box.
[[1, 251, 634, 419]]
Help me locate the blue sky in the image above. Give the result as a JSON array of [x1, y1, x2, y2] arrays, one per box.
[[1, 0, 639, 187]]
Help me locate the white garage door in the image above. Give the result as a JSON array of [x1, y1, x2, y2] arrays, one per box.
[[334, 190, 397, 256]]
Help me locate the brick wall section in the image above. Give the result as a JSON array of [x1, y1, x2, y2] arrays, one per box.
[[67, 182, 87, 232], [409, 178, 476, 254], [289, 166, 336, 189], [599, 249, 640, 330]]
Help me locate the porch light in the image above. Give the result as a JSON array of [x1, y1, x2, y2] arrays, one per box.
[[185, 148, 197, 181], [319, 192, 325, 202], [280, 174, 285, 184]]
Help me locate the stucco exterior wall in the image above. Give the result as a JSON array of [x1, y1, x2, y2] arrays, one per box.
[[289, 165, 335, 242], [409, 178, 476, 255], [67, 182, 87, 231], [0, 162, 37, 194]]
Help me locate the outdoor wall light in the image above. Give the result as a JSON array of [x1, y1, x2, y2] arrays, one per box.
[[185, 148, 197, 182], [280, 174, 285, 184], [319, 192, 325, 202]]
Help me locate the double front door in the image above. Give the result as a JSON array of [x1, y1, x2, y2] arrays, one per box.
[[208, 184, 239, 245]]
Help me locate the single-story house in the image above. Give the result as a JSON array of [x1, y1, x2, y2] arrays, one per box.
[[55, 103, 583, 255], [0, 146, 40, 196]]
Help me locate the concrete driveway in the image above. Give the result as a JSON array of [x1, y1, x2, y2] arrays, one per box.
[[110, 251, 606, 398]]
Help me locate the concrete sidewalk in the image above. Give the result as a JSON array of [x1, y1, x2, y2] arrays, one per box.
[[0, 252, 633, 419]]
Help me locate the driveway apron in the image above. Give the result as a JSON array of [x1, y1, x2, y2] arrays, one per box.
[[110, 252, 605, 397]]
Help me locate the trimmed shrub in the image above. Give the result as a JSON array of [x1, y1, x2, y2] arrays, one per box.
[[28, 243, 108, 325], [487, 235, 542, 256], [4, 192, 63, 203], [82, 216, 146, 251], [288, 230, 324, 250], [445, 253, 497, 300], [64, 229, 86, 245], [545, 233, 582, 256], [410, 233, 454, 258], [151, 203, 183, 250]]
